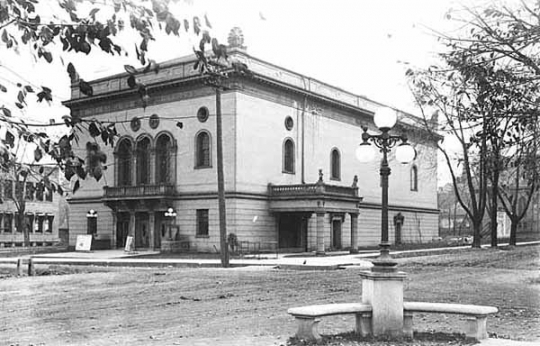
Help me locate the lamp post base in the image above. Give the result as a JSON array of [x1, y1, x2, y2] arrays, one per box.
[[371, 244, 398, 273]]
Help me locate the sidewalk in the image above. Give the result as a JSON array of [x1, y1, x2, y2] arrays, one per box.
[[1, 240, 538, 270]]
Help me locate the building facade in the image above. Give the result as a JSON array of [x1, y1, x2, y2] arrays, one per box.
[[63, 39, 439, 253], [0, 168, 62, 247]]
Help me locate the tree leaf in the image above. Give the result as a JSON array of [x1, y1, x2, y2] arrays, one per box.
[[1, 107, 11, 117], [124, 64, 137, 75], [73, 179, 80, 194], [89, 122, 100, 137], [204, 13, 212, 28], [127, 75, 137, 89], [79, 79, 93, 96], [34, 147, 42, 162], [67, 62, 78, 81], [0, 83, 7, 92], [24, 85, 34, 93]]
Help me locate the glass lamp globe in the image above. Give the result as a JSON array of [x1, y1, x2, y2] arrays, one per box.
[[374, 107, 398, 130], [395, 143, 416, 164], [356, 143, 376, 163]]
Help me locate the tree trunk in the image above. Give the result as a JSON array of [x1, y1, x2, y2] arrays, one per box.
[[472, 219, 482, 248], [509, 219, 518, 246], [490, 176, 499, 248], [18, 209, 29, 247]]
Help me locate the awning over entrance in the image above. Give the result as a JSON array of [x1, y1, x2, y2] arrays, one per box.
[[268, 181, 362, 213], [268, 174, 363, 254]]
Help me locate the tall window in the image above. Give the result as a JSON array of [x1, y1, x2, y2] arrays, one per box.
[[87, 215, 97, 236], [36, 183, 44, 201], [410, 165, 418, 191], [330, 148, 341, 180], [45, 187, 53, 202], [3, 213, 12, 233], [196, 131, 211, 168], [283, 139, 295, 173], [25, 182, 34, 201], [136, 137, 151, 184], [3, 180, 12, 199], [156, 134, 173, 183], [117, 138, 133, 186], [45, 215, 54, 233], [196, 209, 209, 236]]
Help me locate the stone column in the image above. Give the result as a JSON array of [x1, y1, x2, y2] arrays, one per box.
[[350, 213, 358, 254], [111, 212, 117, 249], [129, 211, 136, 237], [316, 212, 325, 255], [148, 211, 155, 250], [150, 149, 156, 184], [360, 270, 407, 337]]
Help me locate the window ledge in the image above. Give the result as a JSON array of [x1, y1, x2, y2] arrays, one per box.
[[195, 165, 212, 170], [282, 170, 295, 175], [196, 235, 210, 238]]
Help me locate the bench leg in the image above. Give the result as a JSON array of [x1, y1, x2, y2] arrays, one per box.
[[403, 311, 414, 338], [465, 316, 488, 340], [355, 312, 372, 337], [295, 317, 321, 342]]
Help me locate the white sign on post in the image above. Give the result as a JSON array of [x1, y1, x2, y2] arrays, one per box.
[[124, 236, 135, 252], [75, 235, 93, 252]]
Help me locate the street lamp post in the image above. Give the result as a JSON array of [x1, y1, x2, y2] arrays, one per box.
[[356, 107, 416, 272], [164, 207, 177, 240]]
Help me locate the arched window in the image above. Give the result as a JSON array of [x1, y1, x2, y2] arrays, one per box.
[[117, 138, 132, 186], [283, 138, 295, 174], [196, 131, 211, 168], [410, 165, 418, 191], [156, 133, 173, 183], [330, 148, 341, 180], [136, 137, 151, 184]]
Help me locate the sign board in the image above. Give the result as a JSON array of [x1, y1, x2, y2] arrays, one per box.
[[75, 235, 92, 252], [124, 236, 135, 252]]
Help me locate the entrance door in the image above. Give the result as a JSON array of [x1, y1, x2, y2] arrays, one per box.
[[116, 213, 129, 249], [135, 213, 150, 248], [278, 214, 307, 251], [332, 219, 342, 249]]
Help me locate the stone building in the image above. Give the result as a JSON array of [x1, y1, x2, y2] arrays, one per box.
[[63, 31, 439, 253], [0, 167, 63, 247]]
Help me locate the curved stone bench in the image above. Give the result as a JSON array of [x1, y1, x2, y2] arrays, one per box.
[[403, 302, 498, 340], [287, 303, 372, 342]]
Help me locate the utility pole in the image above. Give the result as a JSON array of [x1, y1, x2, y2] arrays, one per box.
[[215, 86, 229, 267]]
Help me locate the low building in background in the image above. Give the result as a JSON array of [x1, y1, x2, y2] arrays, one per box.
[[0, 167, 63, 248]]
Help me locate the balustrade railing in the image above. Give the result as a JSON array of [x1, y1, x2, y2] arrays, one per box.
[[104, 184, 176, 198], [269, 183, 357, 198]]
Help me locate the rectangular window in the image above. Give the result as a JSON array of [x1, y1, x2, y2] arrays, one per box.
[[87, 216, 97, 236], [196, 209, 209, 237], [35, 215, 44, 233], [25, 214, 35, 234], [45, 187, 53, 202], [45, 215, 54, 233], [3, 180, 12, 199], [25, 182, 34, 201], [14, 213, 20, 233], [36, 183, 44, 201], [3, 213, 12, 233]]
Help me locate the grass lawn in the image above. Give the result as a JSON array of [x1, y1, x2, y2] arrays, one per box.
[[0, 245, 538, 346]]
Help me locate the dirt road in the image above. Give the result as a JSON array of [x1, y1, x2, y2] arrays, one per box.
[[0, 246, 538, 346]]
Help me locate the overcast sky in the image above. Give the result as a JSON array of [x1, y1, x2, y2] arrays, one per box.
[[2, 0, 517, 183]]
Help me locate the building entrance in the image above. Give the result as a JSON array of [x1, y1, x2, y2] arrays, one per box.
[[135, 213, 150, 248], [278, 213, 308, 251], [332, 219, 342, 249], [116, 213, 129, 249]]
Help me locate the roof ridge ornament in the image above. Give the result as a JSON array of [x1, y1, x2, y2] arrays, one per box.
[[228, 27, 246, 50]]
